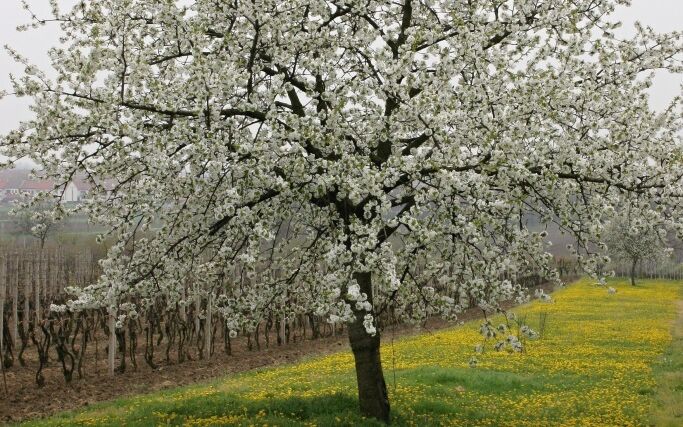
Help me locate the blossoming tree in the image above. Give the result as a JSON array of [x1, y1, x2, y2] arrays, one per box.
[[2, 0, 682, 422], [604, 210, 672, 285]]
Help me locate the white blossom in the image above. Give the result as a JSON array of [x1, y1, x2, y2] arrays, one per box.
[[0, 0, 680, 347]]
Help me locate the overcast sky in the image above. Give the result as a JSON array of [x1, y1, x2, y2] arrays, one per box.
[[0, 0, 681, 139]]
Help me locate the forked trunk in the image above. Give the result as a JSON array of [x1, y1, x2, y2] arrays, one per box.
[[348, 272, 390, 423]]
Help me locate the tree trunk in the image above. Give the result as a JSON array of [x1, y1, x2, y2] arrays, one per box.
[[630, 259, 637, 286], [348, 272, 390, 423]]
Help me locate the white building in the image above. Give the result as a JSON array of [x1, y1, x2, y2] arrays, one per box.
[[18, 180, 83, 203]]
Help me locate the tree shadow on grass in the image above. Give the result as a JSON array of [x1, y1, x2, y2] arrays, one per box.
[[117, 391, 392, 426]]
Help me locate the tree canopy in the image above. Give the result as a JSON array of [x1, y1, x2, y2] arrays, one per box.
[[604, 211, 672, 285]]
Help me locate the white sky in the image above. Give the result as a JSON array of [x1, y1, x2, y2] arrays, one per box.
[[0, 0, 681, 140]]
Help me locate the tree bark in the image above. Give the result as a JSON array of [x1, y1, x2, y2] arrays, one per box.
[[348, 272, 390, 423], [630, 258, 638, 286]]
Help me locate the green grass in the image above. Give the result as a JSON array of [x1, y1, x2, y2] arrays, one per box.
[[20, 278, 683, 426], [650, 298, 683, 426]]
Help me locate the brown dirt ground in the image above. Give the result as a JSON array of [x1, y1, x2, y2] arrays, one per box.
[[0, 281, 560, 424]]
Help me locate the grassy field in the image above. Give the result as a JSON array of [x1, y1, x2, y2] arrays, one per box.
[[22, 278, 682, 427], [650, 296, 683, 426]]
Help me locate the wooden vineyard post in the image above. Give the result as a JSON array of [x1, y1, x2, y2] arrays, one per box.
[[179, 286, 187, 322], [108, 308, 116, 375], [194, 291, 201, 342], [0, 254, 5, 355], [33, 249, 45, 325], [61, 251, 67, 294], [204, 289, 212, 360], [32, 251, 42, 325], [281, 310, 286, 345], [49, 251, 56, 302], [11, 255, 18, 348], [22, 259, 30, 338]]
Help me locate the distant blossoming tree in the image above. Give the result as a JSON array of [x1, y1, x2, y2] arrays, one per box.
[[2, 0, 682, 422], [604, 211, 672, 286], [12, 196, 61, 248]]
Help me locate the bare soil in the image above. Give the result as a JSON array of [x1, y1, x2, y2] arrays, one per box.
[[0, 282, 559, 424]]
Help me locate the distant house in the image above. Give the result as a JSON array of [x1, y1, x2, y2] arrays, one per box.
[[19, 180, 55, 194], [73, 180, 93, 200], [0, 172, 26, 203], [0, 170, 97, 204], [19, 180, 82, 203], [63, 181, 83, 202]]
